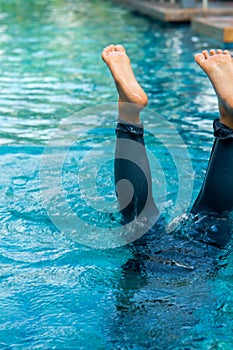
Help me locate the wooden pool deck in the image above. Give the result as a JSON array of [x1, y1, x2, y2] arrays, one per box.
[[192, 16, 233, 44], [111, 0, 233, 44], [112, 0, 233, 22]]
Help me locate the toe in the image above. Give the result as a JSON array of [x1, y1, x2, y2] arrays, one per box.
[[195, 53, 206, 65], [202, 50, 209, 59], [104, 44, 115, 53], [115, 45, 126, 53], [223, 50, 230, 56], [217, 49, 223, 54], [210, 49, 216, 56], [102, 44, 116, 59], [101, 50, 107, 60]]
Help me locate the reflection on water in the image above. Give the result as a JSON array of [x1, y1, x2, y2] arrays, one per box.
[[0, 0, 232, 349]]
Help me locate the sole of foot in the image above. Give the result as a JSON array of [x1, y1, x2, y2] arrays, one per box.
[[195, 49, 233, 129], [102, 44, 148, 124]]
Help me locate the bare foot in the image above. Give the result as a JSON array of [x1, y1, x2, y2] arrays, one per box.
[[195, 49, 233, 129], [102, 44, 148, 124]]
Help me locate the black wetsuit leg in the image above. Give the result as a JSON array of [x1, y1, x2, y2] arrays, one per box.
[[189, 119, 233, 248], [114, 118, 233, 249], [114, 120, 159, 223], [191, 119, 233, 215]]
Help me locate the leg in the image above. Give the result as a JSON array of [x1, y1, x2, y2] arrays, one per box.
[[114, 121, 159, 223], [102, 45, 159, 223], [192, 49, 233, 215]]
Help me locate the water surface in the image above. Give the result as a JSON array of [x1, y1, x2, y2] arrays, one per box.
[[0, 0, 232, 349]]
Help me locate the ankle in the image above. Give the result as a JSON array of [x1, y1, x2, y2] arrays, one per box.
[[118, 113, 141, 125], [118, 102, 143, 125], [220, 117, 233, 130], [219, 104, 233, 129]]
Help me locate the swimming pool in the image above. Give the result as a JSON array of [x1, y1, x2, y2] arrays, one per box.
[[0, 0, 232, 348]]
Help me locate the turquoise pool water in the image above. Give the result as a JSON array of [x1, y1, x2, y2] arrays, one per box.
[[0, 0, 232, 348]]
